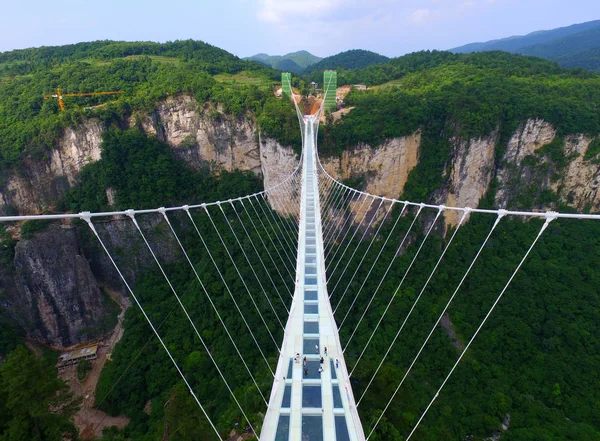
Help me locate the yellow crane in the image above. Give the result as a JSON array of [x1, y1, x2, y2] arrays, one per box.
[[43, 88, 124, 111]]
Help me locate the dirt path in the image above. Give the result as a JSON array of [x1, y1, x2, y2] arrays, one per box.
[[60, 289, 131, 439]]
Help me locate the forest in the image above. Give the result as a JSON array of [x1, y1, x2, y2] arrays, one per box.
[[0, 39, 287, 172], [0, 40, 599, 441]]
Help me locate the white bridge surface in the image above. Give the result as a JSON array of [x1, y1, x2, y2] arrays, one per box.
[[260, 116, 366, 441]]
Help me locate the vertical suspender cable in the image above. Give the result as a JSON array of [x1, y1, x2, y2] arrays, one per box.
[[81, 213, 223, 440]]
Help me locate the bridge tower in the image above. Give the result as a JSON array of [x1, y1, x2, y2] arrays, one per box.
[[282, 72, 293, 97], [323, 70, 337, 112], [260, 116, 365, 441]]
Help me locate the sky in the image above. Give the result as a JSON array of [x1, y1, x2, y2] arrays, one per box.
[[1, 0, 599, 58]]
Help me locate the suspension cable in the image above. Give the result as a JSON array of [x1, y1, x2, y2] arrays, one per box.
[[216, 203, 289, 316], [126, 211, 258, 433], [202, 205, 285, 340], [369, 212, 555, 440], [227, 200, 293, 301], [357, 209, 469, 405], [324, 187, 358, 254], [235, 199, 294, 297], [160, 208, 269, 404], [331, 198, 385, 311], [81, 213, 223, 440], [335, 201, 394, 325], [350, 207, 444, 375], [184, 206, 276, 375], [248, 196, 297, 275]]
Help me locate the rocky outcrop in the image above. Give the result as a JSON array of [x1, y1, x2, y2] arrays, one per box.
[[321, 131, 421, 198], [0, 95, 299, 217], [82, 213, 181, 294], [494, 120, 600, 211], [495, 119, 557, 208], [0, 120, 104, 215], [138, 96, 264, 174], [552, 135, 600, 211], [7, 224, 114, 347], [442, 132, 498, 226]]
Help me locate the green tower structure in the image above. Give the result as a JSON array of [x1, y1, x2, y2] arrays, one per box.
[[281, 72, 292, 97], [323, 70, 337, 112]]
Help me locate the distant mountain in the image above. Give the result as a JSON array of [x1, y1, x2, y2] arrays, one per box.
[[245, 50, 322, 72], [273, 58, 304, 74], [451, 20, 600, 71], [304, 49, 389, 74]]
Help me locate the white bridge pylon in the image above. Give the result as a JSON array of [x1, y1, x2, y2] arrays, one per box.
[[260, 116, 366, 441]]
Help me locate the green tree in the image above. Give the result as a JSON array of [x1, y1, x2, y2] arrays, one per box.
[[0, 346, 81, 441]]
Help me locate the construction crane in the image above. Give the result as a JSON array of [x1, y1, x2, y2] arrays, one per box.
[[43, 88, 124, 111]]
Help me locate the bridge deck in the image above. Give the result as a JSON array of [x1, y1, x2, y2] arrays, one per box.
[[260, 117, 365, 441]]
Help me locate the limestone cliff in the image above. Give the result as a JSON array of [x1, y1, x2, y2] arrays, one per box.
[[495, 119, 557, 208], [0, 95, 299, 216], [553, 135, 600, 211], [321, 131, 421, 198], [5, 224, 115, 347], [0, 94, 298, 349], [441, 132, 498, 226], [0, 120, 104, 215]]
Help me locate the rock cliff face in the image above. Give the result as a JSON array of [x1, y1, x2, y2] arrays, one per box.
[[554, 135, 600, 211], [6, 224, 114, 347], [495, 119, 557, 208], [441, 132, 498, 226], [0, 95, 299, 348], [321, 132, 421, 198], [136, 96, 263, 174], [2, 100, 599, 350], [0, 120, 104, 215], [0, 95, 299, 217], [318, 118, 598, 227]]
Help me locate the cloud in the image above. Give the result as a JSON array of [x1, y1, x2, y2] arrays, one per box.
[[257, 0, 342, 23], [410, 8, 431, 25]]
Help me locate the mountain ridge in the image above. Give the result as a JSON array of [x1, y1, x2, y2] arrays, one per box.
[[244, 50, 322, 73], [451, 19, 600, 71]]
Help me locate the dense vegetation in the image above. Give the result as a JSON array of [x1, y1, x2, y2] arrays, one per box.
[[325, 200, 600, 440], [61, 129, 265, 212], [304, 49, 389, 77], [52, 128, 293, 440], [1, 40, 600, 441], [0, 40, 285, 172], [451, 19, 600, 71], [318, 51, 600, 202], [65, 133, 296, 440], [0, 346, 81, 440]]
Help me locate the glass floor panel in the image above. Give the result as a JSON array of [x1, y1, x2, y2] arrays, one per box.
[[333, 384, 343, 408], [306, 255, 317, 265], [287, 359, 293, 379], [302, 385, 322, 408], [305, 266, 317, 274], [304, 304, 318, 314], [281, 384, 292, 408], [275, 415, 290, 441], [330, 359, 337, 379], [306, 247, 316, 254], [304, 321, 319, 333], [304, 290, 318, 300], [305, 277, 318, 286], [303, 338, 320, 354], [335, 415, 350, 441], [302, 415, 323, 441], [302, 360, 322, 379]]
